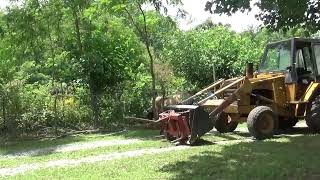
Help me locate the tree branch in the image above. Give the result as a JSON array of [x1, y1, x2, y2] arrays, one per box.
[[124, 8, 145, 42], [137, 2, 149, 46]]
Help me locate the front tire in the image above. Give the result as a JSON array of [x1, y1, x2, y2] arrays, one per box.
[[247, 106, 276, 140], [214, 112, 238, 133], [306, 95, 320, 132]]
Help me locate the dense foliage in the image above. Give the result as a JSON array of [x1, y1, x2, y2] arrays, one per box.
[[0, 0, 315, 138]]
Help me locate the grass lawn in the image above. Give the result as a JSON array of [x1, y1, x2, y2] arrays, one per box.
[[0, 129, 159, 155], [0, 129, 170, 168], [2, 127, 320, 180], [0, 128, 250, 169]]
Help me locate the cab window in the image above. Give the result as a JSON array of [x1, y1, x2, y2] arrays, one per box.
[[303, 47, 313, 72], [296, 49, 305, 69], [260, 43, 291, 72], [314, 45, 320, 75]]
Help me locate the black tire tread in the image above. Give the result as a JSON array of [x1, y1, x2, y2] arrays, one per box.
[[247, 106, 275, 140], [215, 112, 238, 133], [306, 95, 320, 132]]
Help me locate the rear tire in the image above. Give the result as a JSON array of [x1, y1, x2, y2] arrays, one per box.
[[247, 106, 275, 140], [306, 95, 320, 132], [214, 112, 238, 133]]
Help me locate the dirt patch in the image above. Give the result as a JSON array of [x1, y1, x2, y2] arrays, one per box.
[[1, 139, 142, 159], [0, 146, 190, 176]]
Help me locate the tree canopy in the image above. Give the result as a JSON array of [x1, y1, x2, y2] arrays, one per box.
[[205, 0, 320, 32]]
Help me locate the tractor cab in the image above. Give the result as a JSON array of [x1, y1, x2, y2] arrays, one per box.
[[259, 38, 320, 82], [258, 38, 320, 100]]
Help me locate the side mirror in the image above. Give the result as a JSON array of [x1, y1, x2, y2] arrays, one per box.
[[285, 66, 297, 84], [286, 66, 292, 72]]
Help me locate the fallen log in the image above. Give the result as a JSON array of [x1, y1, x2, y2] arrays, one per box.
[[125, 116, 160, 123]]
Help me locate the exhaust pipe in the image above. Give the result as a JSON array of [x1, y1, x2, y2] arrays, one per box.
[[246, 63, 254, 79]]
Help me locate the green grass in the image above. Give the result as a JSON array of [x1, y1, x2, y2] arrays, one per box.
[[2, 128, 320, 180], [0, 140, 171, 168], [0, 129, 167, 168], [237, 122, 247, 128], [0, 130, 247, 168]]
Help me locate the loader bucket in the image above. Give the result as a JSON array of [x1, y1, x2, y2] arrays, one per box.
[[161, 105, 214, 145]]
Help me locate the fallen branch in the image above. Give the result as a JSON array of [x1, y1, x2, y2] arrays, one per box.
[[62, 129, 101, 136], [41, 129, 101, 139], [125, 116, 160, 123]]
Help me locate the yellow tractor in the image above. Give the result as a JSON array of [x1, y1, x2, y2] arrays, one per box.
[[158, 38, 320, 144]]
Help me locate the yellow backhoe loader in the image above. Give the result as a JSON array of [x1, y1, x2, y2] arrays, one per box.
[[147, 38, 320, 144]]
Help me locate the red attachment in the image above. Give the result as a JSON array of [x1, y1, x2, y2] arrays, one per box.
[[158, 110, 191, 142]]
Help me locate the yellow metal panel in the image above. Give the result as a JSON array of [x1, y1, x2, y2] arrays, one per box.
[[202, 99, 225, 106], [202, 99, 238, 113], [224, 104, 239, 114], [236, 78, 252, 97], [272, 78, 287, 107], [251, 73, 285, 82], [236, 78, 252, 106], [286, 84, 296, 102], [302, 82, 320, 102], [250, 76, 285, 90], [237, 105, 256, 114]]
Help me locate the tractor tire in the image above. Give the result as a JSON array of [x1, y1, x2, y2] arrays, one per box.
[[214, 112, 238, 133], [306, 95, 320, 132], [247, 106, 276, 140]]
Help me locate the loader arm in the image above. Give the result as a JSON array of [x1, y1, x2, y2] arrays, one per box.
[[209, 78, 252, 118]]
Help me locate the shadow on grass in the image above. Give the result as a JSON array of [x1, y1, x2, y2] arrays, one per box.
[[191, 139, 215, 146], [160, 135, 320, 180], [206, 131, 252, 140], [208, 126, 312, 140], [118, 128, 162, 140], [275, 126, 312, 135]]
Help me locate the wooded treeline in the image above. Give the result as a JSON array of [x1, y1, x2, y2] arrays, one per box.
[[0, 0, 316, 138]]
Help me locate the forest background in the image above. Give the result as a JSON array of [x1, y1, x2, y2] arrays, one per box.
[[0, 0, 318, 138]]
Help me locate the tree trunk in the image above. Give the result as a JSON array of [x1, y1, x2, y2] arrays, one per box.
[[90, 89, 101, 128], [160, 80, 165, 114], [125, 4, 158, 119], [54, 94, 58, 136], [2, 96, 6, 132], [138, 4, 157, 120], [73, 8, 83, 56], [4, 90, 16, 139], [145, 45, 157, 119]]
